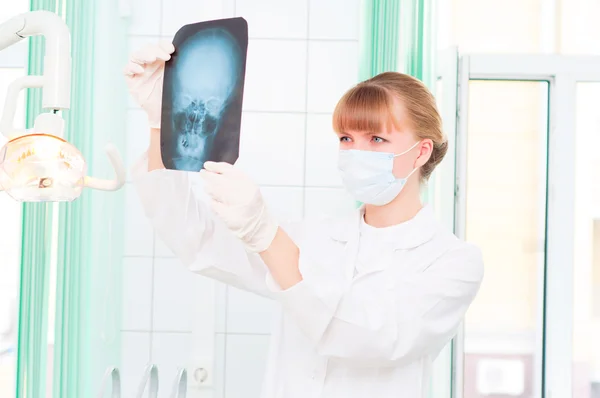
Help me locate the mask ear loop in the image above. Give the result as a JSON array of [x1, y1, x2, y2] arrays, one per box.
[[404, 167, 420, 179], [392, 141, 422, 180], [392, 140, 422, 157]]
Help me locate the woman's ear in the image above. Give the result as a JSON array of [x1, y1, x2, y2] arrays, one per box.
[[415, 139, 433, 168]]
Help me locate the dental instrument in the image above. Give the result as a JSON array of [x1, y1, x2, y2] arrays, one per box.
[[136, 364, 159, 398], [96, 367, 121, 398], [0, 10, 125, 202], [170, 368, 188, 398]]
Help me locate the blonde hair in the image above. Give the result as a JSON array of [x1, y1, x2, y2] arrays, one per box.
[[332, 72, 447, 181]]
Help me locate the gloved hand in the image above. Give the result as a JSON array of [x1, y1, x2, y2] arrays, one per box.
[[199, 161, 278, 253], [123, 41, 175, 129]]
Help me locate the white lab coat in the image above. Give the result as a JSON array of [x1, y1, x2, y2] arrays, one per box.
[[133, 157, 484, 398]]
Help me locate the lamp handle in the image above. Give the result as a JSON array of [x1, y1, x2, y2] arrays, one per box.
[[83, 143, 126, 191], [0, 75, 43, 139]]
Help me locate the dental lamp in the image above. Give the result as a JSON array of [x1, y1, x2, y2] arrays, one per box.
[[0, 10, 125, 202]]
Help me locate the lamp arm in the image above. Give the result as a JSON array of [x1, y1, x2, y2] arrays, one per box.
[[0, 10, 71, 138]]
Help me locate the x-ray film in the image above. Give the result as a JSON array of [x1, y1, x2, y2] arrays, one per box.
[[160, 17, 248, 171]]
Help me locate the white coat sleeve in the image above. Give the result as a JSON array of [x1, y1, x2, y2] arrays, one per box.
[[131, 154, 277, 298], [267, 243, 483, 367]]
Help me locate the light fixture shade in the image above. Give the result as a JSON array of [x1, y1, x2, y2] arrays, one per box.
[[0, 133, 87, 202]]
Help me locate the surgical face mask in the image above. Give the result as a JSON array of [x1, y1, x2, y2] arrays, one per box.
[[338, 141, 421, 206]]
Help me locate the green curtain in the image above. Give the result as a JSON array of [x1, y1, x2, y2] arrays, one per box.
[[51, 0, 96, 395], [400, 0, 436, 89], [399, 0, 437, 202], [359, 0, 401, 81], [16, 0, 127, 396], [16, 2, 59, 397], [398, 0, 437, 202], [53, 0, 127, 396], [359, 3, 447, 396], [75, 0, 128, 393], [358, 0, 437, 206], [359, 0, 436, 84]]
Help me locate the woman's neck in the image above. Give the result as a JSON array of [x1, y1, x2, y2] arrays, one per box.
[[363, 182, 423, 228]]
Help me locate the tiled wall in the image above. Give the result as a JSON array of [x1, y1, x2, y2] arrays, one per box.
[[122, 0, 360, 397]]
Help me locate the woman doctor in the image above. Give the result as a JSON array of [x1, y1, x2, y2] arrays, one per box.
[[125, 42, 484, 398]]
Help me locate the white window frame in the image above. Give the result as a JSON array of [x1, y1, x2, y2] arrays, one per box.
[[435, 51, 600, 398]]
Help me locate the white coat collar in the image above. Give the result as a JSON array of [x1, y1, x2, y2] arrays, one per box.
[[329, 204, 438, 250]]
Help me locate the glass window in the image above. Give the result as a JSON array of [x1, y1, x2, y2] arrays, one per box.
[[558, 0, 600, 55], [573, 82, 600, 398], [441, 0, 543, 54], [437, 1, 600, 397], [462, 80, 549, 398]]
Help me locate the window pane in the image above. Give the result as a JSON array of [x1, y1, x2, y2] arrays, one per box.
[[446, 0, 543, 53], [559, 0, 600, 55], [573, 82, 600, 398], [463, 80, 549, 397], [444, 0, 600, 56]]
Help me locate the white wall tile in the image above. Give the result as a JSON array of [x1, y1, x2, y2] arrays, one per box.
[[237, 112, 305, 185], [243, 40, 307, 112], [236, 0, 308, 39], [120, 332, 151, 398], [128, 0, 162, 35], [151, 332, 193, 398], [188, 388, 214, 398], [120, 3, 368, 395], [226, 287, 278, 334], [213, 334, 226, 398], [124, 183, 155, 256], [305, 114, 342, 187], [154, 176, 205, 257], [304, 187, 357, 220], [125, 110, 150, 176], [306, 41, 359, 113], [161, 0, 225, 36], [214, 283, 228, 333], [121, 258, 153, 331], [153, 258, 209, 332], [224, 335, 270, 398], [154, 233, 176, 258], [308, 0, 361, 40], [260, 186, 304, 223], [128, 35, 163, 49]]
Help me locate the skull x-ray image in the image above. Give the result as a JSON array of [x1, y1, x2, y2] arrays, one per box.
[[160, 17, 248, 171]]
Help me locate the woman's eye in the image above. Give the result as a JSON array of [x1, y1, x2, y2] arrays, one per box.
[[372, 136, 385, 143], [339, 136, 351, 142]]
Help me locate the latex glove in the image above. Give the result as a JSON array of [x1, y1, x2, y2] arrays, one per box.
[[123, 41, 175, 128], [200, 161, 278, 253]]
